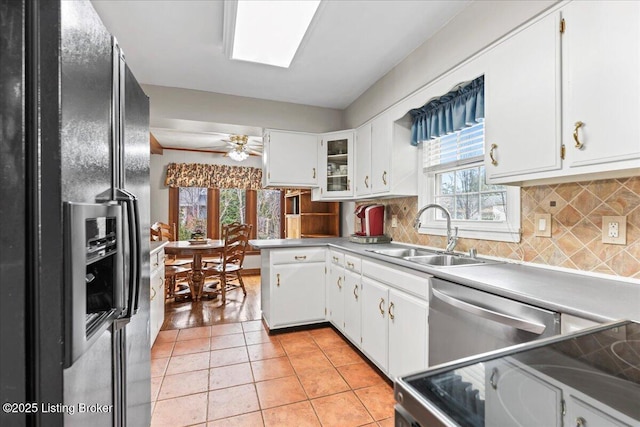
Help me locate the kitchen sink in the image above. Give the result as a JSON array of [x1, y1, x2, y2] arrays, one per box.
[[404, 254, 487, 267], [368, 248, 435, 258]]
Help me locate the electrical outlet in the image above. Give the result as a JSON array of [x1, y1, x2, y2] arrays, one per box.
[[602, 215, 626, 245], [534, 213, 552, 238], [391, 215, 398, 228]]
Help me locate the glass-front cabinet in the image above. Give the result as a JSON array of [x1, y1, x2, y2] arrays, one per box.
[[314, 130, 354, 199]]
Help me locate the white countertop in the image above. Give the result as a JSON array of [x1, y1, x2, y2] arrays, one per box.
[[250, 238, 640, 323]]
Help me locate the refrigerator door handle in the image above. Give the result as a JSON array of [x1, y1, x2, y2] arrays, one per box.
[[112, 188, 141, 320]]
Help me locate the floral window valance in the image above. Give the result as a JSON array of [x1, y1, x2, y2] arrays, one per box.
[[164, 163, 263, 189]]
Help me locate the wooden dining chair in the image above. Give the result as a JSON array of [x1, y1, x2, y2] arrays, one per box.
[[201, 223, 252, 303], [151, 221, 192, 299]]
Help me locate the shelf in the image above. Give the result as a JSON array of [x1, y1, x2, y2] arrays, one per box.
[[301, 233, 337, 238], [300, 213, 338, 216], [327, 153, 348, 159], [327, 174, 348, 179]]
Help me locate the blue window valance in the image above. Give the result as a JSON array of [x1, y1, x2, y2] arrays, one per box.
[[409, 75, 484, 146]]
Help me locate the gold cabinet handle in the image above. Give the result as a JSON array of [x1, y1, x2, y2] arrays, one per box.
[[388, 301, 395, 320], [150, 286, 157, 301], [332, 256, 339, 262], [573, 121, 584, 149], [364, 175, 369, 188], [575, 417, 586, 427], [353, 285, 358, 300], [489, 144, 498, 166], [346, 261, 354, 269], [378, 298, 385, 316], [294, 255, 307, 261], [277, 273, 280, 287], [312, 167, 316, 179], [337, 276, 342, 289], [382, 170, 387, 185]]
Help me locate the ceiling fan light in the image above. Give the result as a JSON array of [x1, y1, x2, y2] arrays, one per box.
[[229, 148, 249, 162]]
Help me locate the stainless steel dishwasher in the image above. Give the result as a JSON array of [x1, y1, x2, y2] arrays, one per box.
[[429, 278, 560, 366]]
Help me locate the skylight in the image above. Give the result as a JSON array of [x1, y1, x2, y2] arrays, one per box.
[[228, 0, 321, 68]]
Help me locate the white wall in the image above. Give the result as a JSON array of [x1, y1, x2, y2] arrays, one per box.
[[343, 0, 556, 128], [143, 84, 345, 133]]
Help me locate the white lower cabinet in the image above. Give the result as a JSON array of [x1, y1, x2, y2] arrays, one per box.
[[387, 289, 428, 379], [361, 277, 389, 372], [485, 359, 563, 427], [360, 276, 430, 379], [565, 395, 632, 427], [149, 248, 165, 347], [262, 247, 326, 329], [485, 358, 636, 427], [327, 253, 345, 332], [343, 267, 361, 345]]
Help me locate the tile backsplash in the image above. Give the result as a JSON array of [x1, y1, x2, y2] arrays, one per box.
[[362, 176, 640, 279]]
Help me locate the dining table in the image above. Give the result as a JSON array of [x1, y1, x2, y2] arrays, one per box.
[[163, 240, 224, 300]]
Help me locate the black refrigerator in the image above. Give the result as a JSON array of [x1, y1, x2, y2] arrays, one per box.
[[1, 1, 151, 426]]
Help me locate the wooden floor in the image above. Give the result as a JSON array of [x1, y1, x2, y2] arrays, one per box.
[[161, 274, 262, 330]]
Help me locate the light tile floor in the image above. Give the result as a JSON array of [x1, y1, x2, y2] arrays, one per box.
[[150, 322, 395, 426]]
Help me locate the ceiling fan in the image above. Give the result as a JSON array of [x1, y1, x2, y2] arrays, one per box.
[[221, 134, 263, 162]]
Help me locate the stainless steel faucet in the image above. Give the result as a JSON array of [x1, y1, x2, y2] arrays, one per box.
[[413, 203, 458, 253]]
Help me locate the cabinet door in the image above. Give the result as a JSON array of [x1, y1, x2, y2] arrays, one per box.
[[371, 114, 392, 194], [342, 269, 361, 345], [485, 359, 563, 427], [485, 12, 562, 183], [319, 131, 354, 199], [149, 269, 163, 347], [271, 262, 325, 327], [565, 395, 633, 427], [355, 123, 372, 197], [327, 262, 345, 331], [360, 277, 388, 372], [563, 1, 640, 170], [388, 289, 428, 379], [264, 130, 318, 187]]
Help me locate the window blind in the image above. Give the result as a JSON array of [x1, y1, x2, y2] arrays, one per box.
[[423, 121, 484, 171]]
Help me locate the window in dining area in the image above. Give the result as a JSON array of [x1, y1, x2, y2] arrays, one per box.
[[171, 187, 283, 240]]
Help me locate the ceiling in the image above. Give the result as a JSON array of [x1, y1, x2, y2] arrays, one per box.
[[91, 0, 469, 151]]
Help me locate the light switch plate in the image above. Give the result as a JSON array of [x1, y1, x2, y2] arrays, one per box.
[[391, 215, 398, 228], [534, 213, 552, 238], [602, 215, 626, 245]]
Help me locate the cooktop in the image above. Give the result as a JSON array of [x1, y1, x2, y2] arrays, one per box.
[[395, 321, 640, 427]]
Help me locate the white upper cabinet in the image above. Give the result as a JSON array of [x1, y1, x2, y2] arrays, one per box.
[[313, 130, 355, 200], [562, 1, 640, 173], [263, 129, 318, 187], [485, 2, 640, 185], [371, 114, 392, 194], [485, 12, 562, 184], [355, 123, 373, 197], [355, 111, 417, 199]]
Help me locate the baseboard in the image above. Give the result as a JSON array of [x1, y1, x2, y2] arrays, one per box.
[[243, 268, 260, 275]]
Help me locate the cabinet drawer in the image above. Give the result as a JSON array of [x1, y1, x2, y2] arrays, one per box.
[[329, 249, 345, 266], [271, 247, 325, 265], [344, 254, 362, 273], [362, 259, 430, 300]]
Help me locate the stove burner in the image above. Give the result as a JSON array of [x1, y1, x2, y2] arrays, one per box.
[[611, 340, 640, 371]]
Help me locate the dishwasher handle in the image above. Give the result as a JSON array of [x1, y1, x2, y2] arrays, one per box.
[[431, 288, 546, 335]]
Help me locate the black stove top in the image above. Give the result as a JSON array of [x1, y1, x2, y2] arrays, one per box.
[[395, 321, 640, 427]]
